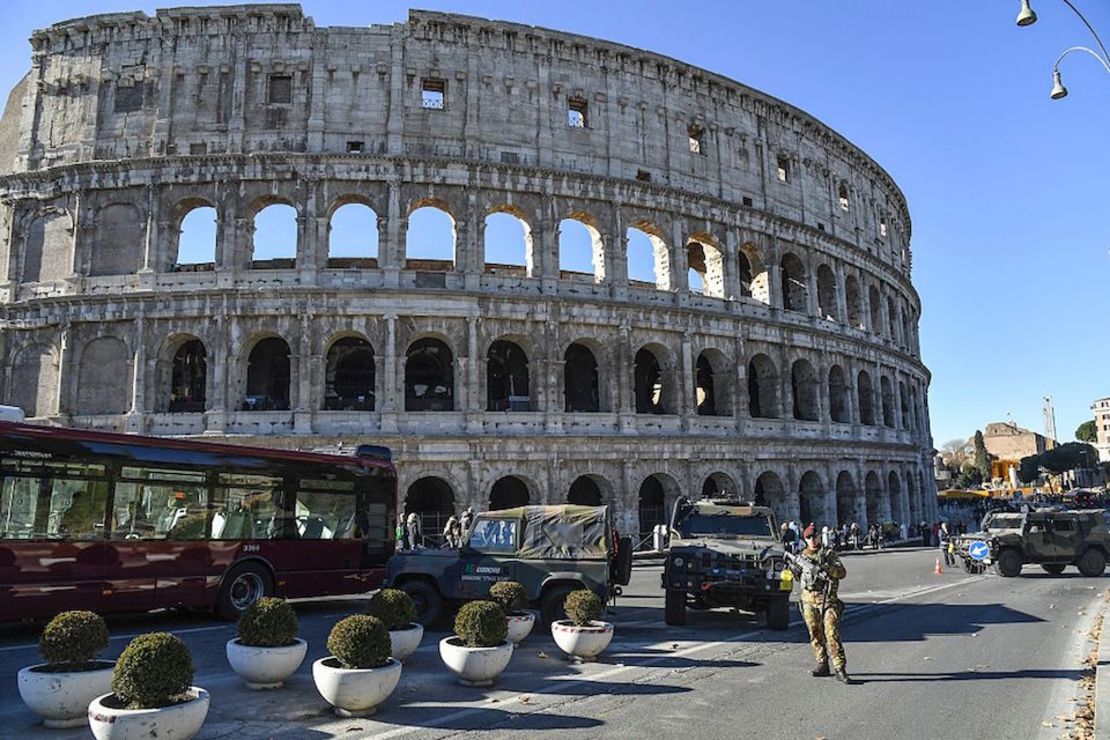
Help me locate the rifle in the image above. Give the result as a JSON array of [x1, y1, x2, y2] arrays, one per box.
[[783, 550, 833, 613]]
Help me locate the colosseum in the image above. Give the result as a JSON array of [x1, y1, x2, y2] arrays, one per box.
[[0, 5, 937, 541]]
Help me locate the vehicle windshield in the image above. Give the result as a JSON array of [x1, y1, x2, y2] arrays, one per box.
[[677, 512, 773, 538], [982, 513, 1023, 531]]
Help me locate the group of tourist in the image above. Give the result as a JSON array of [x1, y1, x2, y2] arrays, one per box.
[[779, 520, 920, 553]]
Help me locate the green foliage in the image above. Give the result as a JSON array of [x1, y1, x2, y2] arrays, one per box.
[[954, 465, 983, 489], [111, 633, 194, 709], [972, 430, 994, 483], [1017, 443, 1099, 483], [327, 615, 391, 669], [38, 610, 109, 668], [368, 589, 417, 631], [1018, 455, 1041, 484], [236, 597, 298, 647], [1076, 420, 1098, 443], [564, 589, 603, 626], [488, 581, 528, 615], [453, 601, 507, 648]]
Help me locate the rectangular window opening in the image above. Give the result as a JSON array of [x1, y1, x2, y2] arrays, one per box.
[[776, 156, 790, 183], [268, 74, 292, 105], [635, 169, 652, 183], [422, 79, 446, 110], [688, 125, 705, 155], [879, 217, 888, 238], [742, 196, 753, 207], [347, 140, 365, 154], [568, 98, 588, 128]]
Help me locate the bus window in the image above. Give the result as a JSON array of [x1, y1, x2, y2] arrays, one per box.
[[1, 462, 108, 539], [212, 473, 288, 540], [295, 481, 357, 540], [1, 475, 43, 538], [111, 482, 209, 540]]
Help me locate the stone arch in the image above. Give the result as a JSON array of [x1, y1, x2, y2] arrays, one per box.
[[405, 337, 455, 412], [489, 475, 532, 511], [406, 200, 456, 269], [244, 336, 291, 411], [638, 473, 682, 536], [324, 336, 375, 411], [868, 284, 883, 335], [865, 471, 885, 525], [905, 471, 919, 523], [845, 274, 864, 329], [888, 470, 905, 525], [487, 339, 530, 411], [754, 471, 788, 523], [564, 340, 601, 412], [695, 348, 733, 416], [171, 199, 217, 270], [634, 343, 675, 415], [857, 370, 876, 425], [22, 208, 73, 282], [167, 336, 207, 413], [9, 342, 59, 417], [899, 381, 911, 430], [880, 376, 895, 428], [703, 471, 740, 499], [405, 477, 455, 547], [626, 222, 669, 290], [686, 235, 724, 298], [780, 253, 808, 312], [791, 358, 820, 421], [836, 471, 859, 528], [484, 205, 534, 277], [91, 203, 143, 276], [76, 336, 132, 415], [251, 200, 298, 267], [747, 353, 780, 419], [816, 264, 839, 321], [828, 364, 850, 423], [887, 296, 901, 344], [568, 474, 609, 506], [327, 200, 379, 266], [799, 471, 826, 528], [559, 213, 605, 283], [739, 242, 770, 303]]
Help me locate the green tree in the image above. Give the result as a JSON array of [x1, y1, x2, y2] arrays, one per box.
[[1018, 454, 1041, 484], [1076, 420, 1097, 443], [972, 430, 993, 482]]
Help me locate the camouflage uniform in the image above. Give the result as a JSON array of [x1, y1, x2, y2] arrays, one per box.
[[798, 545, 847, 671]]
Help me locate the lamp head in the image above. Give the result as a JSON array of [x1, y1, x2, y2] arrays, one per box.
[[1017, 0, 1037, 27], [1051, 69, 1069, 100]]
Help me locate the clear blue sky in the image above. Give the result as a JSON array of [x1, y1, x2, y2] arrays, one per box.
[[4, 1, 1108, 447]]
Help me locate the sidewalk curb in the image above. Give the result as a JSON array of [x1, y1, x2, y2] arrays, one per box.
[[1095, 596, 1109, 739]]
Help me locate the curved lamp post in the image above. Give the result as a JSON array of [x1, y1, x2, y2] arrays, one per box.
[[1017, 0, 1110, 99]]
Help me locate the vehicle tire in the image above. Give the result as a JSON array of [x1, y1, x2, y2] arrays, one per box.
[[1078, 549, 1106, 577], [400, 579, 444, 626], [1041, 563, 1067, 575], [996, 549, 1023, 578], [216, 562, 273, 621], [766, 596, 790, 631], [664, 587, 687, 626], [541, 585, 577, 627]]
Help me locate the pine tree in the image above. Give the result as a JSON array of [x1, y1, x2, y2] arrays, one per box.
[[972, 430, 992, 483]]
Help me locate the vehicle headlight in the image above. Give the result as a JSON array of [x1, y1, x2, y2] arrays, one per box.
[[673, 556, 684, 567]]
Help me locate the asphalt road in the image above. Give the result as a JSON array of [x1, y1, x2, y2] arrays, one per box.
[[1, 547, 1104, 739]]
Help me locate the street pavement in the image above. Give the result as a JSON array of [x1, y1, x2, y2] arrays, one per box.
[[1, 547, 1104, 739]]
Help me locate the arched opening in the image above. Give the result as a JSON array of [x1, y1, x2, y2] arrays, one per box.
[[484, 210, 532, 277], [816, 264, 838, 321], [9, 344, 58, 418], [405, 338, 454, 411], [799, 471, 825, 528], [77, 337, 133, 414], [489, 476, 530, 511], [405, 477, 455, 548], [754, 471, 788, 524], [865, 472, 885, 526], [626, 225, 669, 290], [244, 337, 291, 411], [169, 339, 207, 412], [791, 359, 820, 421], [564, 342, 600, 412], [568, 475, 603, 506], [634, 347, 667, 414], [888, 471, 904, 524], [868, 284, 883, 335], [487, 340, 530, 411], [638, 475, 667, 538], [740, 244, 770, 303], [695, 353, 718, 416], [902, 303, 914, 351], [887, 296, 900, 344], [702, 472, 738, 499], [899, 381, 911, 430], [905, 472, 919, 524], [780, 253, 808, 312], [252, 203, 297, 268], [836, 471, 857, 527], [845, 275, 864, 329], [405, 204, 456, 270], [91, 204, 143, 276], [857, 370, 876, 425], [324, 337, 375, 411], [828, 365, 850, 423], [327, 202, 378, 268], [747, 354, 780, 419], [559, 216, 604, 282], [686, 238, 724, 298], [880, 376, 895, 428], [176, 205, 217, 270], [22, 210, 72, 283], [910, 387, 921, 434]]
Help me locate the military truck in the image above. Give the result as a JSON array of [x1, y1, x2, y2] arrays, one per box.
[[956, 509, 1110, 577], [383, 504, 633, 626], [662, 497, 792, 629]]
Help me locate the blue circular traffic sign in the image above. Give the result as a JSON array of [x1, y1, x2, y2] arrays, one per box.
[[968, 541, 990, 561]]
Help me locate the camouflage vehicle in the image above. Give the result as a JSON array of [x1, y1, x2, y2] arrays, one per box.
[[662, 497, 793, 629], [383, 505, 632, 625], [956, 509, 1110, 577]]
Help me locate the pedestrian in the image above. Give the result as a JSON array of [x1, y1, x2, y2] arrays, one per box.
[[900, 521, 908, 542], [821, 525, 831, 549], [406, 511, 422, 550], [789, 523, 851, 683], [781, 522, 796, 551], [442, 513, 461, 548], [938, 521, 953, 566], [395, 516, 406, 550], [920, 520, 929, 547], [460, 506, 474, 533]]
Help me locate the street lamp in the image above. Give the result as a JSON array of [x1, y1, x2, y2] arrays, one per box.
[[1016, 0, 1110, 99]]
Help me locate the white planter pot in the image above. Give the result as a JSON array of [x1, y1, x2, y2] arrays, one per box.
[[88, 687, 209, 740], [226, 637, 307, 689], [505, 612, 535, 645], [312, 657, 402, 717], [17, 661, 114, 728], [438, 637, 514, 687], [551, 620, 614, 661], [389, 623, 424, 662]]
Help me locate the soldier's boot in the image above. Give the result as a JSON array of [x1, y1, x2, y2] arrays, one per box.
[[811, 662, 830, 677], [835, 666, 852, 684]]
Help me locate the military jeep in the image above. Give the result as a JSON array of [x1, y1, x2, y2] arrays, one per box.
[[957, 509, 1110, 577], [662, 498, 792, 629], [383, 504, 632, 626]]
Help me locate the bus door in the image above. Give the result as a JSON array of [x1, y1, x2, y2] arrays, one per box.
[[282, 477, 364, 597], [456, 514, 519, 599]]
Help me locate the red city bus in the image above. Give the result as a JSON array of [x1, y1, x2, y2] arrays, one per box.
[[0, 422, 397, 621]]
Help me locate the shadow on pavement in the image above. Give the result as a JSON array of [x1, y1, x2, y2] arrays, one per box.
[[612, 646, 761, 670], [374, 706, 603, 731], [842, 601, 1046, 642], [852, 668, 1084, 683]]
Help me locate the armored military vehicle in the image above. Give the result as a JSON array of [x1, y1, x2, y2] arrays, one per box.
[[383, 504, 632, 625], [956, 509, 1110, 577], [662, 497, 792, 629]]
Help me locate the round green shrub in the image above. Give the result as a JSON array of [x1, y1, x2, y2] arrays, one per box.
[[488, 581, 528, 615], [111, 633, 194, 709], [38, 610, 109, 668], [368, 588, 417, 631], [237, 597, 298, 647], [454, 601, 507, 648], [564, 589, 603, 626], [327, 615, 391, 669]]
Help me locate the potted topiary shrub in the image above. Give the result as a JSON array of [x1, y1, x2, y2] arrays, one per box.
[[18, 610, 114, 728], [88, 632, 209, 740], [313, 614, 402, 717], [489, 581, 534, 644], [551, 589, 613, 661], [369, 588, 423, 661], [438, 600, 513, 686], [226, 597, 307, 689]]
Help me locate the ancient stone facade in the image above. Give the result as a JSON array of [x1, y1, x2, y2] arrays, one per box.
[[0, 6, 937, 538]]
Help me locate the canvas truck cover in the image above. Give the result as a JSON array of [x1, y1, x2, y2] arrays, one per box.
[[509, 504, 611, 560]]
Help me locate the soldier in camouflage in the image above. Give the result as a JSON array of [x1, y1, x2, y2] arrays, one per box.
[[794, 523, 851, 683]]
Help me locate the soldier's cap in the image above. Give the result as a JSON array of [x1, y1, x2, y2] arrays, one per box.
[[803, 523, 817, 539]]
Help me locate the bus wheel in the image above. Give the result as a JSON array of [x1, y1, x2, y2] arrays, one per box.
[[217, 563, 273, 621], [400, 580, 443, 626]]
